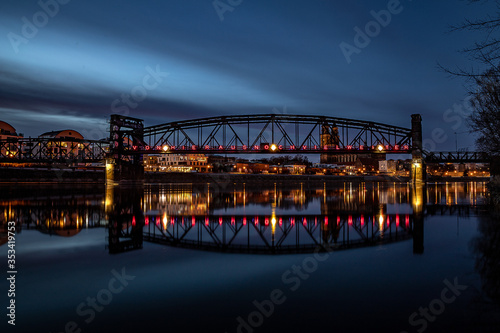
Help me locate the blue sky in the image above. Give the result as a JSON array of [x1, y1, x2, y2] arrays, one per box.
[[0, 0, 496, 151]]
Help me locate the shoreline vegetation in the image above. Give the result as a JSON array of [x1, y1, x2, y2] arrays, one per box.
[[0, 167, 492, 184]]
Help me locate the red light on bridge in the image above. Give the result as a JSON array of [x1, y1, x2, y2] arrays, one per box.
[[291, 217, 295, 225], [303, 217, 307, 226], [279, 218, 282, 226], [255, 217, 259, 225], [265, 218, 269, 226], [219, 217, 223, 225], [231, 217, 235, 225], [145, 217, 149, 225], [348, 215, 353, 225], [205, 217, 209, 226], [324, 216, 328, 226], [396, 215, 400, 227], [243, 217, 247, 225], [132, 216, 136, 226], [360, 215, 364, 226], [192, 216, 196, 226]]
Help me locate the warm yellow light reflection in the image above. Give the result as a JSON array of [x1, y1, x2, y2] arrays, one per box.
[[163, 213, 168, 229]]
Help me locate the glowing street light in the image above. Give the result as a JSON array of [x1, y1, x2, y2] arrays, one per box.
[[162, 145, 169, 152], [270, 144, 278, 152], [377, 144, 384, 152]]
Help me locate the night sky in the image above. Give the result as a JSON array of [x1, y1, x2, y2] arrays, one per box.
[[0, 0, 495, 151]]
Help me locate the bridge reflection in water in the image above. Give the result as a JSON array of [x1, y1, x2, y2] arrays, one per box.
[[0, 182, 488, 254], [143, 213, 414, 254]]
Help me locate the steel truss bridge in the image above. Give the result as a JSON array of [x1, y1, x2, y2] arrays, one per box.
[[423, 151, 491, 164], [140, 114, 412, 154], [0, 137, 107, 163], [0, 114, 491, 165]]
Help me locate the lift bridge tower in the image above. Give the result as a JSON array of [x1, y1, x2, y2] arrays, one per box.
[[106, 114, 145, 185]]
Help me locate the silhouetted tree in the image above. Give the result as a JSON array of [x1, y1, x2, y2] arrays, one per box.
[[442, 0, 500, 79], [468, 70, 500, 158], [443, 1, 500, 174]]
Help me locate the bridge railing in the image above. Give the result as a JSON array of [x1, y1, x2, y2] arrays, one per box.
[[0, 138, 109, 163]]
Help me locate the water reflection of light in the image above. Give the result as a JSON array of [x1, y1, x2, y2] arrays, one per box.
[[271, 211, 277, 234]]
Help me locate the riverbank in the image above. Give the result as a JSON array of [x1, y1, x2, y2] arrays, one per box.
[[0, 167, 104, 183], [0, 167, 491, 184]]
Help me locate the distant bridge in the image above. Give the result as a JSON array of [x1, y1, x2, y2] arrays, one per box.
[[423, 151, 491, 164]]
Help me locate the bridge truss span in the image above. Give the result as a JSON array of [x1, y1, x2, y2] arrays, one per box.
[[0, 137, 107, 163], [424, 151, 491, 163], [141, 114, 413, 155]]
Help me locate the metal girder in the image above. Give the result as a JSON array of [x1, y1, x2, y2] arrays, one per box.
[[424, 151, 491, 163], [139, 114, 413, 155], [0, 138, 108, 164]]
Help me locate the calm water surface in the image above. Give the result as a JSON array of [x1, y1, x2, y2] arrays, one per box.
[[1, 181, 499, 333]]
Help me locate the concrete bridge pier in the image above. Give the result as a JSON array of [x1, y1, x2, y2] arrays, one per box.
[[411, 114, 426, 184]]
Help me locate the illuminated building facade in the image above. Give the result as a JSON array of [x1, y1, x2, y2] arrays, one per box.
[[38, 129, 85, 158], [158, 154, 209, 172], [0, 121, 23, 157]]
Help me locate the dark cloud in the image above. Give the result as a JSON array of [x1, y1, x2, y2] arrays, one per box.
[[0, 0, 494, 150]]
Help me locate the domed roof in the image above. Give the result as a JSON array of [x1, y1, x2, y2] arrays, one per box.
[[0, 121, 17, 135]]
